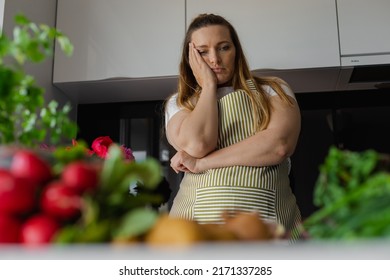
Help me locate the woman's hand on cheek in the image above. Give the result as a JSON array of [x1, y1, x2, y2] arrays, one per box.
[[188, 42, 217, 89]]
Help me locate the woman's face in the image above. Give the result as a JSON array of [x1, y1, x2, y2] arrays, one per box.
[[190, 25, 236, 86]]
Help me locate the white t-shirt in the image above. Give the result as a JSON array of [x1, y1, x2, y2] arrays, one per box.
[[165, 84, 295, 127]]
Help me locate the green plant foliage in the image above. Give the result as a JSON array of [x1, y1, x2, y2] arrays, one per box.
[[303, 146, 390, 239], [0, 14, 76, 147], [54, 145, 163, 243]]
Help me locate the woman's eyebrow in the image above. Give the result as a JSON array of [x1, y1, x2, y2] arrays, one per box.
[[195, 44, 208, 49], [195, 41, 231, 48]]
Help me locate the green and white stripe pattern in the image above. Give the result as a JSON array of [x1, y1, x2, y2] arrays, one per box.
[[170, 82, 301, 238]]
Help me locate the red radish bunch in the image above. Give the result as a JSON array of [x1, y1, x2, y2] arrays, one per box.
[[0, 149, 99, 245]]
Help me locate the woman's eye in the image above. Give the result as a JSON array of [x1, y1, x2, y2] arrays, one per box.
[[197, 50, 207, 55], [220, 45, 230, 51]]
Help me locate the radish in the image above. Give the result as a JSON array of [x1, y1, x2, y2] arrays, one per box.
[[0, 169, 36, 215], [40, 181, 82, 220], [10, 150, 52, 187], [61, 161, 98, 194], [0, 213, 21, 243], [21, 214, 60, 244]]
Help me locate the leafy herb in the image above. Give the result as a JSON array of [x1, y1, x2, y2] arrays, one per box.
[[0, 14, 77, 147], [303, 146, 390, 239], [54, 145, 164, 243]]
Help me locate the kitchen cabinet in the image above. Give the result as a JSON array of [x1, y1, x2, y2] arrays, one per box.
[[0, 0, 4, 32], [337, 0, 390, 66], [53, 0, 185, 83], [52, 0, 390, 104], [186, 0, 340, 71]]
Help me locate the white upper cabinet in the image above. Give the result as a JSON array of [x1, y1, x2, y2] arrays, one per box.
[[186, 0, 340, 71], [0, 0, 4, 32], [337, 0, 390, 66], [52, 0, 390, 101], [53, 0, 185, 83]]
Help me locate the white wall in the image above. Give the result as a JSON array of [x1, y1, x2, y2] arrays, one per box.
[[2, 0, 76, 121]]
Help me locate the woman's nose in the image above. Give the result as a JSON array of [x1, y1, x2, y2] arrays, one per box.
[[208, 49, 221, 65]]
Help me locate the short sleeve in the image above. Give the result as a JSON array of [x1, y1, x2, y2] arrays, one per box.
[[264, 84, 296, 100], [165, 94, 181, 128]]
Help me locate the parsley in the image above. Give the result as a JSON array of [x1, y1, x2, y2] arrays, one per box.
[[0, 14, 76, 147]]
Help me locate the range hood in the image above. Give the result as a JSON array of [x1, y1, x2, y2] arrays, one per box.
[[252, 63, 390, 94]]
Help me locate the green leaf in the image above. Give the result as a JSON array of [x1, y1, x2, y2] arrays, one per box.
[[131, 159, 162, 188], [77, 221, 112, 243], [54, 225, 83, 244], [82, 196, 100, 226], [14, 14, 30, 25], [55, 221, 112, 243], [57, 35, 74, 56], [100, 144, 127, 188], [114, 208, 158, 239], [304, 147, 390, 239], [0, 13, 77, 147], [52, 142, 94, 174]]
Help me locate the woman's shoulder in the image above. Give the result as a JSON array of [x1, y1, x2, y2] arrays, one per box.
[[263, 84, 295, 98], [165, 93, 179, 113], [255, 77, 296, 100], [164, 93, 181, 127], [166, 92, 178, 104]]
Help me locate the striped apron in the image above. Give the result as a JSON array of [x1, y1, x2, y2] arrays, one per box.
[[169, 86, 301, 238]]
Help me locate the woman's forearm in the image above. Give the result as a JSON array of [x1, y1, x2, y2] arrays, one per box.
[[167, 85, 219, 158], [197, 129, 294, 171], [197, 97, 301, 171]]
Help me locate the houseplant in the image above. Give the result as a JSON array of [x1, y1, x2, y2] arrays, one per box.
[[0, 14, 76, 147]]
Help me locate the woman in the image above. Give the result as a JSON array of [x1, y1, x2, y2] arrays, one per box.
[[164, 14, 301, 239]]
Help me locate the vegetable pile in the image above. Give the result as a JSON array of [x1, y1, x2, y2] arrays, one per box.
[[0, 144, 278, 246], [303, 146, 390, 239], [0, 144, 163, 244]]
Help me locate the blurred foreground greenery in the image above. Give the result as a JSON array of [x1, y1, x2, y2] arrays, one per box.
[[0, 14, 76, 147], [303, 146, 390, 239], [53, 144, 164, 243]]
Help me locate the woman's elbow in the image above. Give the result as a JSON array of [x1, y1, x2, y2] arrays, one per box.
[[274, 141, 295, 163], [183, 141, 215, 158], [169, 134, 215, 158]]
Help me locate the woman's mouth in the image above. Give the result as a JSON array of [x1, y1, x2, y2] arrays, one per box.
[[212, 68, 224, 74]]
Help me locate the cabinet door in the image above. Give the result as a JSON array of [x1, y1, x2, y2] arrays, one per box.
[[54, 0, 184, 83], [186, 0, 340, 70], [0, 0, 4, 32], [337, 0, 390, 66]]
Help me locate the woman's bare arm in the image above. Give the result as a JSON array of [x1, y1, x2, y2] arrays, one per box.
[[166, 89, 218, 158], [166, 43, 219, 158], [170, 95, 301, 173]]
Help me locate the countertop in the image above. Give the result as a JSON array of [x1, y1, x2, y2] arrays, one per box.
[[1, 240, 390, 260]]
